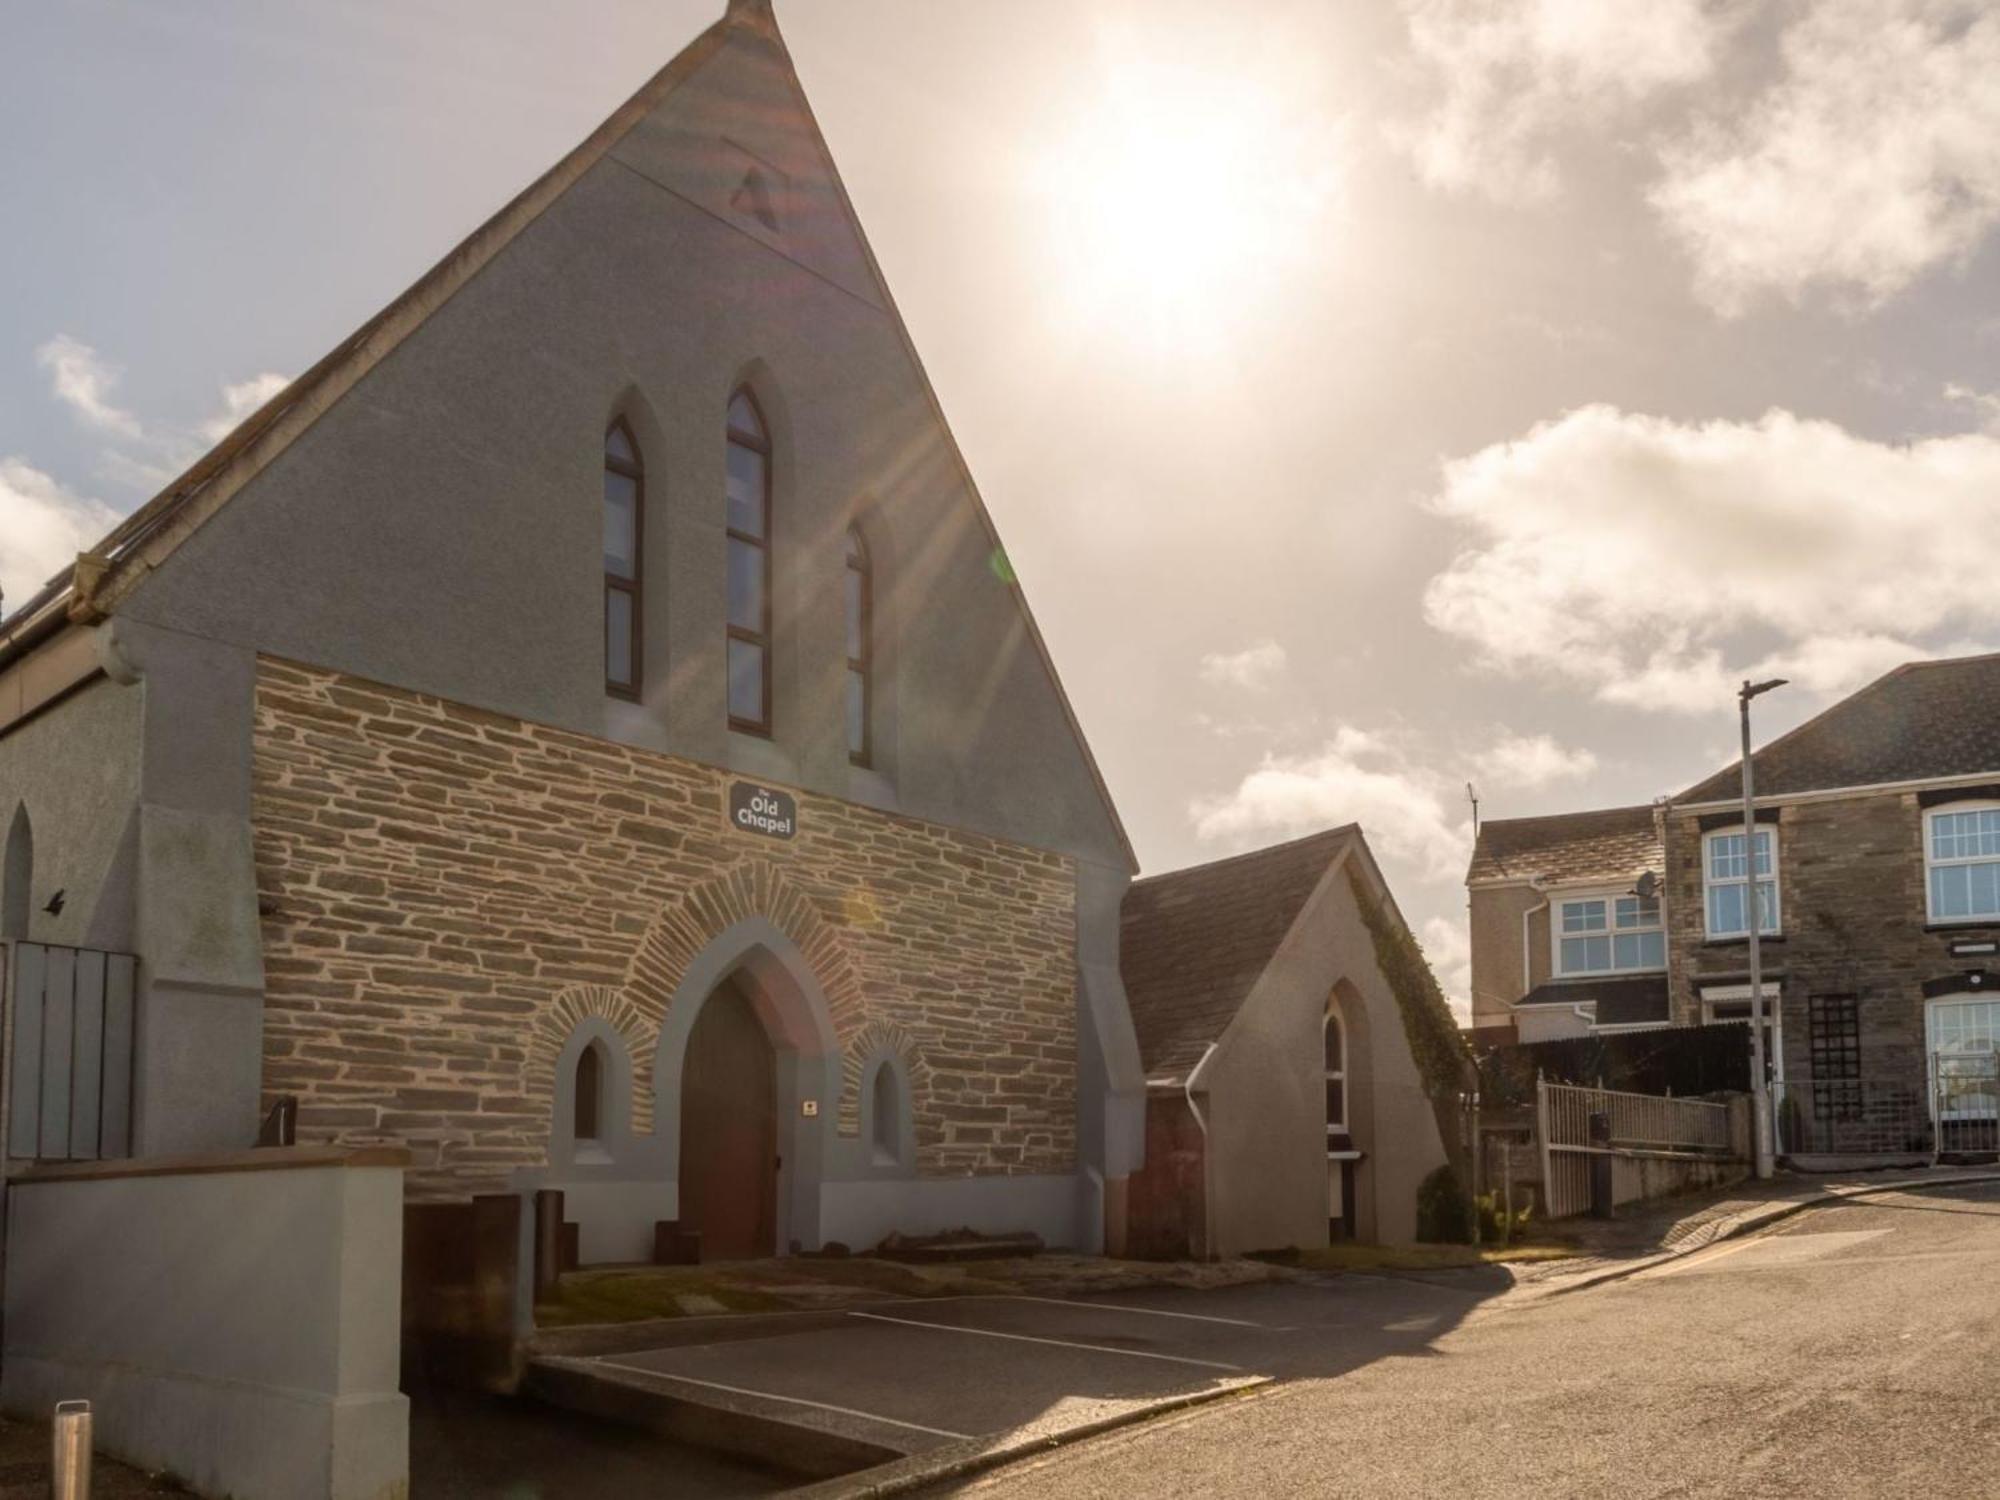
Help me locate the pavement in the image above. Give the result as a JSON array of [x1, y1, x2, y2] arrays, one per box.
[[917, 1175, 2000, 1498]]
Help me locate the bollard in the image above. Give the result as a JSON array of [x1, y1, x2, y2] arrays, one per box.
[[52, 1399, 91, 1500], [1588, 1110, 1615, 1219]]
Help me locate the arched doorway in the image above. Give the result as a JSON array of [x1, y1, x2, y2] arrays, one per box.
[[677, 977, 778, 1259]]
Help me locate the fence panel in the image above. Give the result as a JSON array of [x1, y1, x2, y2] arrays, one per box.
[[6, 942, 139, 1162]]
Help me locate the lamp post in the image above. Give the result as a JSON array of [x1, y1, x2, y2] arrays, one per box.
[[1740, 676, 1786, 1180]]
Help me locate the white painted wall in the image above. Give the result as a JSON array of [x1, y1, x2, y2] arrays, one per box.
[[2, 1150, 407, 1500]]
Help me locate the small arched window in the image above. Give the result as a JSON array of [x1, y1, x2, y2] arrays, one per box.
[[573, 1042, 603, 1142], [871, 1062, 902, 1166], [1323, 1007, 1346, 1134], [725, 390, 772, 735], [845, 527, 872, 766], [603, 420, 643, 698]]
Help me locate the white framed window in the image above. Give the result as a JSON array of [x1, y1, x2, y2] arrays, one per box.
[[1703, 826, 1779, 938], [1925, 803, 2000, 924], [1554, 891, 1664, 976], [1323, 1006, 1347, 1136]]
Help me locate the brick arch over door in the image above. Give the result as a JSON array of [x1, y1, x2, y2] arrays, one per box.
[[525, 985, 656, 1134], [625, 860, 864, 1120], [838, 1018, 935, 1143]]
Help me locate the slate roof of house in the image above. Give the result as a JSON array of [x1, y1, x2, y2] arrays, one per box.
[[1679, 653, 2000, 804], [1516, 975, 1670, 1029], [1466, 805, 1662, 886], [1120, 825, 1359, 1081]]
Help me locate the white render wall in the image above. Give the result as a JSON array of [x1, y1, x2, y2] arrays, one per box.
[[2, 1150, 408, 1500]]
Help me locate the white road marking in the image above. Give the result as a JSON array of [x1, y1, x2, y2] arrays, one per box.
[[982, 1294, 1271, 1329], [592, 1359, 974, 1440], [1384, 1315, 1442, 1332], [845, 1311, 1247, 1371]]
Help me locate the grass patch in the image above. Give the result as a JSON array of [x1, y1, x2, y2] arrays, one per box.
[[534, 1268, 791, 1326]]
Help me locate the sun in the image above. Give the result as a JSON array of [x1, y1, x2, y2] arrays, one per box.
[[1032, 49, 1345, 354]]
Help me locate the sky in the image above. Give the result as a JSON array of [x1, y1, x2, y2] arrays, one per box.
[[5, 0, 2000, 1017]]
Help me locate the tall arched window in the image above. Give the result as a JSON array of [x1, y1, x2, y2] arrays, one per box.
[[1324, 1006, 1347, 1134], [845, 527, 872, 766], [603, 420, 643, 698], [2, 804, 31, 940], [573, 1042, 604, 1142], [725, 390, 772, 735]]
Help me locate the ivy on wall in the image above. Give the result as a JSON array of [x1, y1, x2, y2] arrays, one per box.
[[1348, 867, 1473, 1105]]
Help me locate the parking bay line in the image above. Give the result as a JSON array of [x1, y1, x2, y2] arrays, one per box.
[[846, 1310, 1247, 1371], [980, 1294, 1274, 1329], [593, 1359, 975, 1441]]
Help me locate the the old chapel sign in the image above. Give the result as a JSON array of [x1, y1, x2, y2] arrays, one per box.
[[729, 781, 797, 840]]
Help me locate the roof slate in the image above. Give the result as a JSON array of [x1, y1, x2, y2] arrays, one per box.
[[1680, 653, 2000, 804], [1466, 805, 1661, 886], [1120, 826, 1357, 1080]]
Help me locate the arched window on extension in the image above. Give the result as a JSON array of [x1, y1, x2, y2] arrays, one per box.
[[725, 390, 772, 735], [1324, 1007, 1347, 1134], [845, 527, 872, 766], [871, 1062, 903, 1166], [573, 1042, 604, 1143], [603, 420, 643, 698], [2, 804, 32, 941]]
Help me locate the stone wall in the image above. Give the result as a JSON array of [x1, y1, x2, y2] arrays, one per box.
[[1667, 791, 1996, 1082], [250, 657, 1078, 1198]]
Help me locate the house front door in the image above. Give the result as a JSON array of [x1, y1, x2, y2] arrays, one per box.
[[678, 980, 778, 1260]]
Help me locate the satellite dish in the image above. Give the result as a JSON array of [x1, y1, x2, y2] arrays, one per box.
[[1634, 870, 1659, 902]]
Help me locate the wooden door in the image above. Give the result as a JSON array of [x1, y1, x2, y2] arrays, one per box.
[[678, 982, 777, 1260]]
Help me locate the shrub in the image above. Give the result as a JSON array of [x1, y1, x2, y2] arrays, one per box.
[[1416, 1163, 1473, 1244]]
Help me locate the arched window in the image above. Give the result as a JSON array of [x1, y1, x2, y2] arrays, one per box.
[[2, 804, 31, 941], [573, 1042, 603, 1142], [871, 1061, 903, 1166], [603, 420, 643, 698], [845, 527, 872, 766], [1324, 1006, 1346, 1134], [725, 390, 772, 735]]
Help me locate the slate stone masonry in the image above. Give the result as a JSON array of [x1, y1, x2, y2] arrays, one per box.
[[1667, 791, 1999, 1083], [249, 656, 1079, 1199]]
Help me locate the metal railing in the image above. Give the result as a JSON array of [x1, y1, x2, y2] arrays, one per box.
[[1772, 1054, 1999, 1160], [1540, 1079, 1734, 1154]]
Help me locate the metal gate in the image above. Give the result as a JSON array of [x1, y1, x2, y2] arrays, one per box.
[[5, 942, 138, 1161]]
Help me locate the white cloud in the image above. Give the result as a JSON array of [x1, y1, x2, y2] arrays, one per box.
[[1651, 0, 2000, 313], [1421, 915, 1473, 1021], [199, 372, 289, 444], [1422, 403, 2000, 712], [1191, 725, 1473, 883], [1473, 731, 1597, 789], [1945, 382, 2000, 434], [1198, 638, 1288, 691], [0, 459, 119, 614], [37, 335, 143, 441], [1391, 0, 1723, 201]]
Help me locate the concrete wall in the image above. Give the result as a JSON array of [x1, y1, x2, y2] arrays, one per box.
[[2, 1148, 408, 1500], [1201, 860, 1448, 1255]]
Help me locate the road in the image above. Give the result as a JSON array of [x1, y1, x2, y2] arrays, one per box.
[[928, 1180, 2000, 1498]]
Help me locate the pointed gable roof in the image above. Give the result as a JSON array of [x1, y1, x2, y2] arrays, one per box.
[[1120, 826, 1359, 1080], [1678, 653, 2000, 805], [0, 0, 1134, 869]]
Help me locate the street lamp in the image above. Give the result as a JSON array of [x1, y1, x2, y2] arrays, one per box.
[[1740, 677, 1786, 1179]]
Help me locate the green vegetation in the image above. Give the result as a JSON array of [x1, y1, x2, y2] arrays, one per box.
[[1347, 868, 1473, 1105], [1416, 1163, 1475, 1244]]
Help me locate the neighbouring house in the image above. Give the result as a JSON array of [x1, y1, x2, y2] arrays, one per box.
[[1466, 652, 2000, 1161], [1466, 805, 1668, 1045], [0, 1, 1150, 1488], [1119, 826, 1452, 1256]]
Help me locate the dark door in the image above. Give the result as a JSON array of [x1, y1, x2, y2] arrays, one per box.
[[678, 982, 777, 1260]]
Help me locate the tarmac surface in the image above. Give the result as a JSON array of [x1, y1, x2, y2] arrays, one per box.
[[921, 1178, 2000, 1498]]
